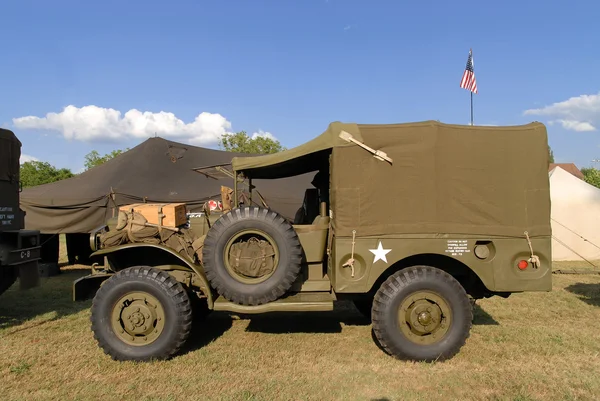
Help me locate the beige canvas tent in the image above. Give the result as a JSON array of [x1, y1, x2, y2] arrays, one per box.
[[549, 166, 600, 261]]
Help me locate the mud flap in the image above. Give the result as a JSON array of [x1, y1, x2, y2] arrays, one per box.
[[18, 261, 40, 290]]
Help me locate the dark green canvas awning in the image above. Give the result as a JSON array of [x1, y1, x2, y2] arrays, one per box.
[[20, 137, 314, 233]]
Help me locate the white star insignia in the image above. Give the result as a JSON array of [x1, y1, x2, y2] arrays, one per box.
[[369, 241, 391, 264]]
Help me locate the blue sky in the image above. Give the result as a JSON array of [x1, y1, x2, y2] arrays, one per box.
[[2, 0, 599, 172]]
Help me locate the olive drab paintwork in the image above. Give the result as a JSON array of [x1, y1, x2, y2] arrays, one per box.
[[76, 119, 554, 304], [330, 236, 552, 294], [75, 119, 553, 363], [0, 128, 41, 295]]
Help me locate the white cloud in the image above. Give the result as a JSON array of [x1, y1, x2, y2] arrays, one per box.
[[20, 154, 39, 164], [547, 119, 596, 132], [12, 105, 234, 145], [251, 130, 278, 141], [523, 92, 600, 132]]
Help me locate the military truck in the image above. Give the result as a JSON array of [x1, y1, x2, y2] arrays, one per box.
[[0, 128, 41, 297], [74, 120, 552, 362]]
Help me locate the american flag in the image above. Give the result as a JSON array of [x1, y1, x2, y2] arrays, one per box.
[[460, 49, 478, 94]]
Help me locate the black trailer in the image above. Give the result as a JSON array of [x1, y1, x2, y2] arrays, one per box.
[[0, 128, 41, 296]]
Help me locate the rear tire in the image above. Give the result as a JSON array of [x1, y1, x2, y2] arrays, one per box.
[[90, 266, 192, 361], [372, 265, 473, 362], [202, 206, 302, 306]]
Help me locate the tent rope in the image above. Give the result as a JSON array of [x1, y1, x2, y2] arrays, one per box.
[[551, 217, 600, 251], [552, 235, 599, 269]]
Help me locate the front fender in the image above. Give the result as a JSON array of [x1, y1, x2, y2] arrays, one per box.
[[82, 243, 214, 307]]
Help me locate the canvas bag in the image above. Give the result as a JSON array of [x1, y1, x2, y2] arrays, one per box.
[[99, 209, 204, 264], [228, 237, 276, 278]]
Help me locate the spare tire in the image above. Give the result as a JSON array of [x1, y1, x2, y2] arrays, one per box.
[[202, 206, 302, 306]]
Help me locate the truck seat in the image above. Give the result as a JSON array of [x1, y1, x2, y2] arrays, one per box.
[[293, 188, 320, 225]]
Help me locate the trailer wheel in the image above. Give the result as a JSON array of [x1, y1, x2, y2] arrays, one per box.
[[90, 266, 192, 361], [372, 265, 473, 362], [202, 206, 302, 306]]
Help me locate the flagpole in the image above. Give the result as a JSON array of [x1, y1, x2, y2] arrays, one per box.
[[470, 92, 473, 125], [460, 47, 477, 126], [470, 47, 474, 125]]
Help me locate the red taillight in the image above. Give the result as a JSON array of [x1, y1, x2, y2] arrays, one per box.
[[517, 260, 528, 270]]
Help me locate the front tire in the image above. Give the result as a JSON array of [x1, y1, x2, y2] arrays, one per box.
[[90, 266, 193, 361], [372, 265, 473, 362]]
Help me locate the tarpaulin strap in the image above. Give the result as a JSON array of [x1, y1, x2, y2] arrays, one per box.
[[342, 229, 356, 277], [524, 231, 540, 268], [231, 246, 241, 269], [233, 253, 276, 260]]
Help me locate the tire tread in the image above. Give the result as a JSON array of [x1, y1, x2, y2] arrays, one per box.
[[90, 266, 193, 362], [372, 265, 473, 362]]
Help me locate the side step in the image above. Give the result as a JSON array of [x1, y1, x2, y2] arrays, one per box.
[[213, 291, 335, 314]]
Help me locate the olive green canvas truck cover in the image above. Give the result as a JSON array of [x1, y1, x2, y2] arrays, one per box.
[[232, 120, 551, 239]]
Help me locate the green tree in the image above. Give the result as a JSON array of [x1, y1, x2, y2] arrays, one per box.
[[20, 161, 75, 188], [548, 146, 554, 163], [581, 167, 600, 189], [219, 131, 285, 154], [84, 148, 129, 170]]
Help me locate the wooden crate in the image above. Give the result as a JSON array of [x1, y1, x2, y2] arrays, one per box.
[[119, 202, 187, 228]]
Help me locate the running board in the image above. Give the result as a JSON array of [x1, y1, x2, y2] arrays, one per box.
[[213, 291, 336, 314]]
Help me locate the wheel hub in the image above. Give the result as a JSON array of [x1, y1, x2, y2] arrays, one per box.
[[398, 291, 451, 344], [111, 292, 165, 346], [129, 311, 145, 327], [418, 311, 432, 326]]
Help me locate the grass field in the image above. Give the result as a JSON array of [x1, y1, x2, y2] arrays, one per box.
[[1, 237, 599, 401]]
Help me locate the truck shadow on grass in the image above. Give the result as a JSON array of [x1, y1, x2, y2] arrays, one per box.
[[243, 301, 372, 334], [177, 300, 500, 357], [179, 315, 234, 355], [213, 301, 498, 337], [472, 302, 499, 325], [0, 268, 92, 333], [565, 283, 600, 307], [179, 302, 373, 356]]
